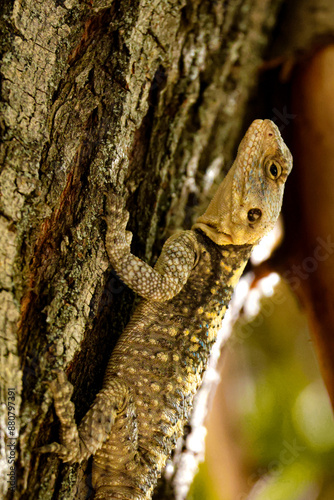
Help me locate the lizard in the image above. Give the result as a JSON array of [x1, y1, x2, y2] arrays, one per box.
[[39, 119, 292, 499]]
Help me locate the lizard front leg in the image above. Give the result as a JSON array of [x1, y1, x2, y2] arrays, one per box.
[[39, 372, 133, 464], [105, 193, 198, 301]]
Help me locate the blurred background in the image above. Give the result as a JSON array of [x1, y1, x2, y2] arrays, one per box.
[[189, 277, 334, 499], [188, 1, 334, 498]]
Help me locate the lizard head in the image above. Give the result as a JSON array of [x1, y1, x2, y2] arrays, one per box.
[[193, 119, 293, 246]]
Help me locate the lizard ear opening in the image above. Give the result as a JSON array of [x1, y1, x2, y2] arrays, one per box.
[[247, 208, 262, 223]]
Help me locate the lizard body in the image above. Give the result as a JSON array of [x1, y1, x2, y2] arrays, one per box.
[[39, 119, 292, 499]]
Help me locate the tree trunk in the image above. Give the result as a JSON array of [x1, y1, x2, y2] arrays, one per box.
[[1, 0, 284, 498]]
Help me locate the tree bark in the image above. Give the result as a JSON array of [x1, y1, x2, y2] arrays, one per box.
[[1, 0, 284, 498]]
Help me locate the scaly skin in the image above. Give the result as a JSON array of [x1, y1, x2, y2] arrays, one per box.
[[39, 120, 292, 499]]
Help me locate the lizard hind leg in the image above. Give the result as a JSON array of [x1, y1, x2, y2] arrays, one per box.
[[38, 372, 130, 464], [38, 370, 88, 463]]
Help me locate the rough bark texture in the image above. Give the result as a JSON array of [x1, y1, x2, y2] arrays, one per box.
[[1, 0, 284, 498]]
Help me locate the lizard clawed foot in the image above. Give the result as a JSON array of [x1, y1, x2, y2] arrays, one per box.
[[104, 192, 133, 262], [37, 371, 86, 463], [47, 370, 74, 401], [105, 193, 130, 230], [37, 441, 73, 460]]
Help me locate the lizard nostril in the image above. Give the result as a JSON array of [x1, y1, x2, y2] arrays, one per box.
[[247, 208, 262, 223]]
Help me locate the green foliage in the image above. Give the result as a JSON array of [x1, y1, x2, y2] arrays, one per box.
[[188, 462, 221, 500]]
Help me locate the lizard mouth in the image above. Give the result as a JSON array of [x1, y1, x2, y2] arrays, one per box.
[[217, 230, 233, 241], [208, 226, 233, 244], [203, 222, 232, 240], [192, 221, 234, 245]]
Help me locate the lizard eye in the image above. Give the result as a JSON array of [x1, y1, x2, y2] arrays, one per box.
[[266, 161, 282, 180]]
